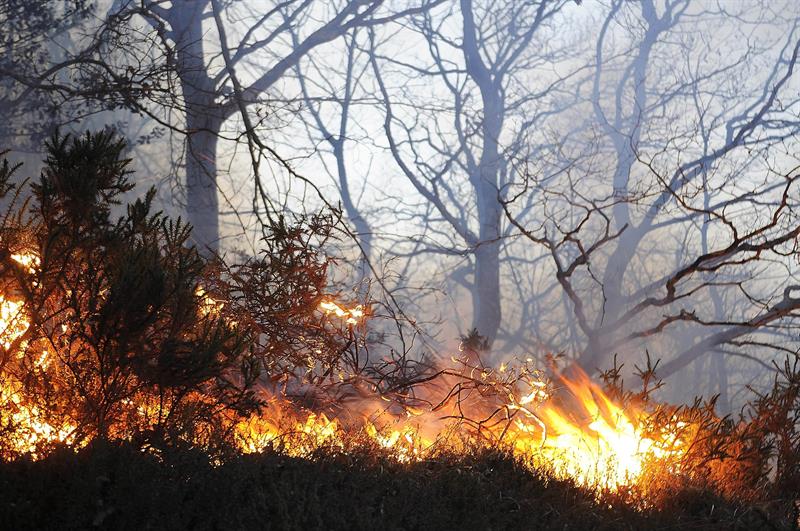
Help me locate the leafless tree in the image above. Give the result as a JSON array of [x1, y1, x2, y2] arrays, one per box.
[[291, 26, 375, 281], [365, 0, 578, 347], [502, 0, 800, 404], [88, 0, 442, 252]]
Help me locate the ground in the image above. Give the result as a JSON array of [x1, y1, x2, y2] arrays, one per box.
[[0, 442, 788, 530]]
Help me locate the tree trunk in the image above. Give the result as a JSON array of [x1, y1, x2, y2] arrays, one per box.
[[185, 112, 220, 252], [471, 100, 503, 346], [333, 141, 372, 285], [472, 234, 501, 345], [173, 0, 221, 253]]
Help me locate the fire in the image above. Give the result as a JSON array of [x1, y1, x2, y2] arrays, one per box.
[[365, 422, 427, 463], [0, 297, 28, 349], [0, 250, 78, 457], [0, 294, 77, 455], [511, 370, 687, 489], [235, 410, 342, 456], [11, 252, 40, 274], [229, 365, 688, 491], [0, 282, 691, 492], [319, 299, 365, 325], [195, 286, 224, 316], [1, 386, 78, 458]]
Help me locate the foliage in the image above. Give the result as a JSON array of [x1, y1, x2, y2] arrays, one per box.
[[0, 1, 92, 146], [0, 131, 257, 455]]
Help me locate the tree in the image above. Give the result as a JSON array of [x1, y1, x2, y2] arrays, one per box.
[[365, 0, 576, 347], [0, 1, 91, 151], [503, 0, 800, 397], [65, 0, 439, 253], [292, 27, 375, 282]]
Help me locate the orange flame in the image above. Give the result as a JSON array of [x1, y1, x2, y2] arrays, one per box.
[[1, 283, 690, 491], [511, 369, 687, 489], [0, 251, 79, 457]]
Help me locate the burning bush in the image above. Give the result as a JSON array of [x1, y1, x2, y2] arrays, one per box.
[[0, 132, 256, 456], [0, 131, 358, 459]]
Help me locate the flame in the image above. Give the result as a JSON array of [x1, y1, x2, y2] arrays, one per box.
[[11, 252, 40, 274], [0, 293, 77, 456], [0, 250, 79, 457], [195, 287, 224, 316], [319, 299, 365, 325], [509, 369, 687, 489], [235, 410, 342, 457], [365, 422, 427, 463], [229, 368, 688, 491], [1, 385, 78, 458], [0, 283, 691, 492], [0, 297, 28, 350]]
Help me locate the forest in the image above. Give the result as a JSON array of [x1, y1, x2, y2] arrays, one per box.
[[1, 1, 800, 529]]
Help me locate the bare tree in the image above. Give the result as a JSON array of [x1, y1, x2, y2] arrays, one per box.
[[291, 26, 375, 282], [0, 0, 91, 151], [366, 0, 577, 347], [503, 0, 800, 395], [83, 0, 441, 252]]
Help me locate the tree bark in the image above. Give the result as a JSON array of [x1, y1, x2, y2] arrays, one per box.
[[185, 112, 221, 252], [173, 0, 221, 252], [470, 95, 503, 346]]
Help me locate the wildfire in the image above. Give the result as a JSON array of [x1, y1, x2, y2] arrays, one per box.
[[228, 366, 688, 491], [0, 385, 78, 458], [0, 283, 691, 492]]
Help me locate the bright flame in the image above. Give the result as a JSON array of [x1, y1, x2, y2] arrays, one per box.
[[227, 358, 691, 490], [11, 252, 40, 274], [0, 290, 77, 457], [0, 279, 691, 491], [235, 410, 342, 457], [319, 299, 365, 325], [1, 386, 78, 458], [365, 422, 426, 463], [510, 369, 687, 489], [0, 297, 28, 349], [195, 287, 224, 316]]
